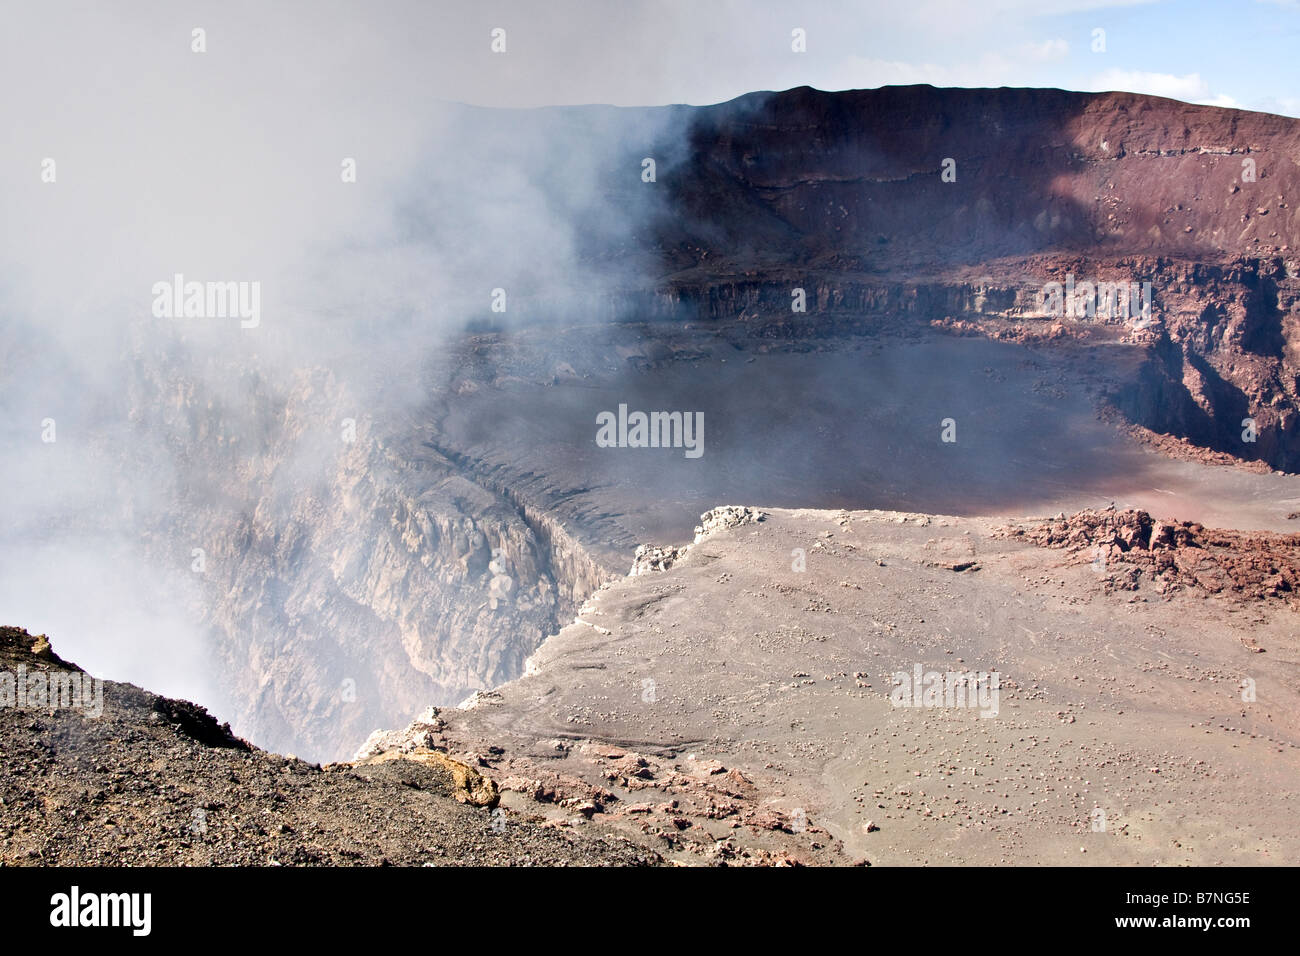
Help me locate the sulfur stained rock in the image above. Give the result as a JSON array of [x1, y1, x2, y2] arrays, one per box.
[[355, 748, 500, 809]]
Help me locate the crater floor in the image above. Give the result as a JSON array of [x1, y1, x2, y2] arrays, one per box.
[[432, 328, 1300, 552], [422, 506, 1300, 865]]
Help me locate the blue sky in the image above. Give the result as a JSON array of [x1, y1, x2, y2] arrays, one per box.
[[938, 0, 1300, 115], [644, 0, 1300, 116], [2, 1, 1295, 113]]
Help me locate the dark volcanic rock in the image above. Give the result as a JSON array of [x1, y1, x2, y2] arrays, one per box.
[[0, 627, 656, 866]]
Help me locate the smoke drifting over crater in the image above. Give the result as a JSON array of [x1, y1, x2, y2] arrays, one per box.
[[5, 3, 1300, 763], [0, 2, 686, 744]]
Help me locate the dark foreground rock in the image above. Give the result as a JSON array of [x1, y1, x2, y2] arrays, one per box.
[[0, 627, 657, 867]]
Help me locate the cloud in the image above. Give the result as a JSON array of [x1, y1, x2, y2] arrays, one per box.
[[1089, 69, 1240, 109], [1024, 38, 1071, 61], [1250, 95, 1300, 117], [1197, 93, 1245, 109]]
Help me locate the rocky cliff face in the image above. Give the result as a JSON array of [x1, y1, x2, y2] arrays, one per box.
[[521, 254, 1300, 470], [639, 87, 1300, 469], [652, 86, 1300, 271], [1106, 256, 1299, 469]]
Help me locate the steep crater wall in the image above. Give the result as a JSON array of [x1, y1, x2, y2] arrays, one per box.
[[128, 359, 619, 762]]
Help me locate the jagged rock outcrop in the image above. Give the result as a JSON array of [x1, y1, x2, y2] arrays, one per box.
[[631, 508, 765, 574], [1001, 506, 1300, 604]]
